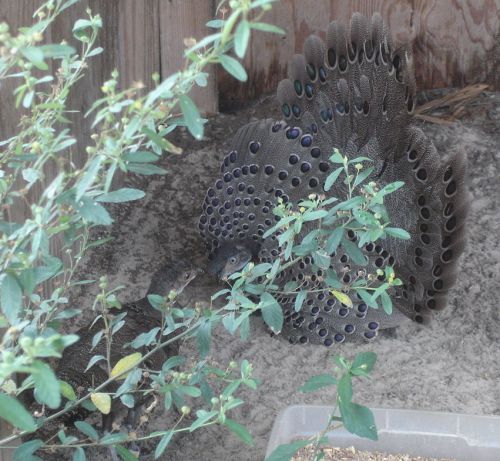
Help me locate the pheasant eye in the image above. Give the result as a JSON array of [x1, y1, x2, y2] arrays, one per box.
[[229, 257, 237, 264]]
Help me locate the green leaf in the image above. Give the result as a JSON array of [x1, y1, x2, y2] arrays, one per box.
[[179, 95, 204, 140], [142, 127, 169, 150], [337, 374, 353, 403], [353, 166, 374, 188], [265, 439, 311, 461], [74, 421, 99, 441], [219, 55, 247, 81], [178, 385, 202, 398], [32, 361, 61, 409], [72, 19, 93, 39], [184, 32, 221, 55], [312, 250, 330, 270], [127, 163, 167, 175], [341, 237, 367, 266], [40, 44, 75, 58], [240, 315, 250, 341], [13, 439, 43, 461], [115, 445, 137, 461], [330, 150, 344, 163], [331, 290, 353, 308], [23, 90, 35, 108], [154, 431, 173, 459], [75, 196, 113, 225], [234, 20, 250, 58], [34, 256, 63, 284], [115, 369, 142, 398], [162, 355, 185, 373], [1, 272, 23, 323], [195, 72, 208, 87], [96, 188, 145, 203], [84, 354, 105, 372], [380, 290, 393, 314], [356, 289, 378, 309], [197, 319, 211, 358], [72, 447, 86, 461], [147, 294, 164, 310], [250, 22, 285, 35], [123, 151, 159, 163], [91, 330, 103, 349], [325, 269, 342, 290], [130, 327, 160, 348], [76, 156, 103, 200], [248, 262, 272, 279], [370, 282, 390, 304], [60, 0, 80, 11], [0, 393, 36, 432], [80, 400, 96, 412], [87, 46, 104, 57], [339, 401, 378, 441], [224, 418, 253, 445], [326, 227, 344, 255], [19, 268, 35, 297], [120, 394, 135, 408], [260, 292, 283, 333], [372, 181, 405, 203], [100, 433, 128, 445], [351, 352, 377, 375], [299, 374, 337, 393], [206, 19, 225, 28], [190, 410, 218, 432], [60, 380, 77, 401], [385, 227, 411, 240], [324, 166, 344, 191], [21, 46, 47, 70], [302, 210, 328, 222], [294, 290, 307, 312]]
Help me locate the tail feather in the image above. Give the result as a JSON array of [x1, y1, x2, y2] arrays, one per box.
[[199, 12, 469, 338]]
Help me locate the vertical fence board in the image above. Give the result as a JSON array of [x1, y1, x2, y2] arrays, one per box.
[[159, 0, 218, 114], [0, 4, 38, 458]]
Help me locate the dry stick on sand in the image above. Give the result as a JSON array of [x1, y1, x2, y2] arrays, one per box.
[[414, 84, 489, 125]]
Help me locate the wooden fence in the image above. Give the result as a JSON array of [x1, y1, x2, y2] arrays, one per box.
[[219, 0, 500, 108], [0, 0, 498, 458]]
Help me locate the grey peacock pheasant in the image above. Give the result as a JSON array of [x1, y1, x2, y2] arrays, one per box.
[[198, 13, 468, 346], [26, 261, 199, 442]]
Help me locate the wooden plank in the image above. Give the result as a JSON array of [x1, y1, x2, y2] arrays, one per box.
[[118, 0, 161, 90], [0, 0, 38, 141], [158, 0, 218, 115], [219, 0, 500, 108]]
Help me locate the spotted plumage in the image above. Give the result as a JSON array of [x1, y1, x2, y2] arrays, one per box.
[[199, 13, 468, 345]]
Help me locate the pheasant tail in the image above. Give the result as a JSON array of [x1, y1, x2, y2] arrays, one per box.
[[199, 13, 468, 344]]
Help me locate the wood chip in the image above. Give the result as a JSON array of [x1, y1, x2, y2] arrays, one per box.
[[415, 83, 489, 124]]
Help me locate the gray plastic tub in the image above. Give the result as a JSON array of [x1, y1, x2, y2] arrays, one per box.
[[266, 405, 500, 460]]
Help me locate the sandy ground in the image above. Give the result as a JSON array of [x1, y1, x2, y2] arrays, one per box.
[[72, 91, 499, 460]]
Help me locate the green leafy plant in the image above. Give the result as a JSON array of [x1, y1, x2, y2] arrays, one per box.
[[211, 151, 407, 341], [266, 352, 377, 461]]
